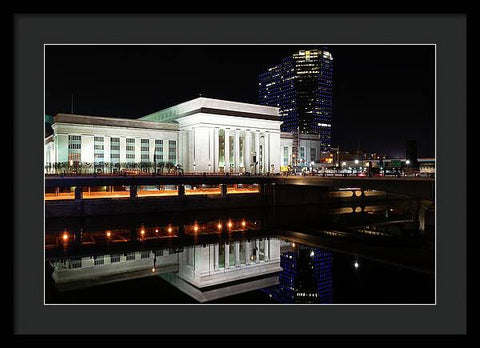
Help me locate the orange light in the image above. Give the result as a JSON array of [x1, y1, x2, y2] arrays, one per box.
[[106, 231, 112, 238], [140, 229, 145, 235], [217, 223, 222, 230], [194, 225, 199, 232], [227, 221, 232, 228], [155, 229, 159, 233], [151, 268, 156, 272], [167, 227, 172, 233], [241, 220, 246, 227], [62, 233, 69, 242]]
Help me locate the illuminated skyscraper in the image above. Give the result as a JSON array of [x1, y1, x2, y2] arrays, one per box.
[[259, 49, 334, 153]]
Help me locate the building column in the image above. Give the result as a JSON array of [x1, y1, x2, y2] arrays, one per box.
[[149, 138, 155, 164], [224, 243, 230, 268], [209, 128, 215, 173], [264, 239, 269, 261], [245, 241, 251, 265], [234, 129, 240, 173], [255, 240, 260, 262], [214, 128, 219, 173], [188, 129, 195, 172], [104, 136, 111, 166], [224, 129, 230, 173], [265, 132, 270, 173], [214, 244, 219, 270], [119, 137, 127, 166], [254, 131, 260, 174], [134, 138, 141, 164], [244, 130, 251, 172], [234, 242, 240, 267]]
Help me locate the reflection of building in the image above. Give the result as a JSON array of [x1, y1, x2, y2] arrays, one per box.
[[262, 243, 333, 303], [44, 97, 325, 174], [176, 238, 281, 288], [259, 49, 334, 152], [50, 249, 179, 292], [49, 238, 282, 302]]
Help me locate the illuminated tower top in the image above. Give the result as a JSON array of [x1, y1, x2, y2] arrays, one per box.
[[259, 49, 334, 152]]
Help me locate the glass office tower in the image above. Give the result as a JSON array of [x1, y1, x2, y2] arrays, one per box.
[[259, 49, 334, 152]]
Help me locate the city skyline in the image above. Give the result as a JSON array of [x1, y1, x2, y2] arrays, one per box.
[[45, 44, 435, 158]]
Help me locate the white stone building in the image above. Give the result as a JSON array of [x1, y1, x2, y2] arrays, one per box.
[[45, 97, 326, 174]]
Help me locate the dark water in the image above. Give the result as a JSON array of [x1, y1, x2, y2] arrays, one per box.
[[45, 200, 435, 304]]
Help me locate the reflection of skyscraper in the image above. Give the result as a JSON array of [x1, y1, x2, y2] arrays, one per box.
[[262, 245, 333, 303], [259, 49, 334, 152]]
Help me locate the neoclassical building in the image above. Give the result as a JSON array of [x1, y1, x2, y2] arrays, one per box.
[[45, 97, 326, 174]]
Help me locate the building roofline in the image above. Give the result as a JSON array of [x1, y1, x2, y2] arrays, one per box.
[[139, 97, 280, 123], [53, 113, 178, 130]]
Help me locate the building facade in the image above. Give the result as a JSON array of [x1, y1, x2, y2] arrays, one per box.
[[45, 97, 326, 174], [258, 49, 334, 153]]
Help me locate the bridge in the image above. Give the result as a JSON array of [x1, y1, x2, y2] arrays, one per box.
[[45, 174, 435, 201]]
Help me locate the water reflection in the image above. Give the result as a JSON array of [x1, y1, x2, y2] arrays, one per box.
[[48, 236, 336, 304], [45, 200, 434, 304]]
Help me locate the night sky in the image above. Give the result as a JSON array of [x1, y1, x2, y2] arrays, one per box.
[[45, 45, 435, 158]]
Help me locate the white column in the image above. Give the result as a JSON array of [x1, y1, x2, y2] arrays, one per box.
[[209, 128, 215, 172], [255, 240, 260, 262], [264, 239, 269, 261], [81, 135, 94, 164], [224, 129, 230, 172], [265, 132, 270, 173], [119, 137, 127, 164], [245, 241, 251, 265], [234, 129, 240, 173], [234, 242, 240, 267], [224, 243, 230, 268], [134, 138, 141, 164], [214, 244, 219, 270], [103, 136, 110, 164], [254, 131, 260, 174], [244, 130, 251, 172], [214, 128, 219, 173], [188, 129, 195, 172], [149, 138, 155, 163]]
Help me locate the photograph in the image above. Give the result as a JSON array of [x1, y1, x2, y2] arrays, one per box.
[[43, 44, 436, 305]]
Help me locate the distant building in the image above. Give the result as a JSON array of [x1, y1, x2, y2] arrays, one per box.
[[258, 49, 334, 153]]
